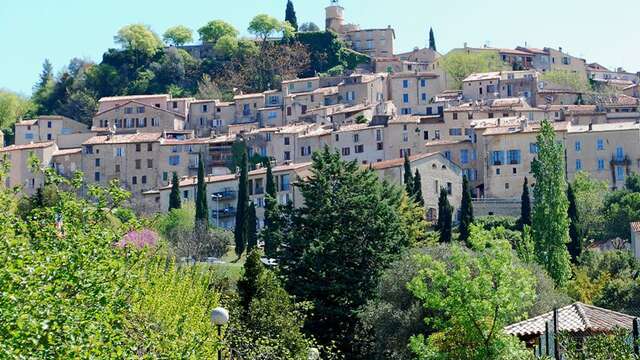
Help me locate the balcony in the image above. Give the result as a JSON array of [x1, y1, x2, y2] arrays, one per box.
[[211, 190, 236, 200], [212, 208, 236, 218]]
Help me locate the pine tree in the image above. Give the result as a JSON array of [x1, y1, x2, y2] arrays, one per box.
[[262, 161, 281, 258], [428, 27, 437, 52], [285, 0, 298, 31], [436, 188, 452, 242], [247, 201, 258, 250], [234, 144, 249, 258], [567, 183, 581, 262], [168, 172, 181, 211], [519, 177, 532, 229], [532, 120, 572, 287], [237, 249, 264, 314], [403, 154, 414, 196], [459, 176, 474, 245], [412, 169, 424, 206], [194, 154, 208, 228]]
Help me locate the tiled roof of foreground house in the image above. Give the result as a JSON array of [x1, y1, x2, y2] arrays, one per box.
[[504, 302, 636, 336]]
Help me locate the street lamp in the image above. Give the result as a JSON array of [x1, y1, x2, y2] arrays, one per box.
[[211, 193, 222, 228], [211, 307, 229, 360]]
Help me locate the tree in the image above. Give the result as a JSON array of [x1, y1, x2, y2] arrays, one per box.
[[237, 249, 264, 314], [247, 201, 258, 250], [532, 119, 572, 287], [441, 50, 509, 89], [262, 161, 281, 258], [459, 176, 474, 245], [540, 70, 590, 93], [31, 59, 55, 114], [0, 90, 35, 131], [428, 27, 436, 52], [603, 173, 640, 241], [408, 225, 535, 359], [195, 153, 208, 228], [234, 143, 249, 258], [279, 147, 411, 355], [248, 14, 287, 42], [299, 22, 320, 32], [403, 154, 414, 196], [197, 20, 238, 43], [163, 25, 193, 46], [567, 183, 582, 262], [169, 172, 182, 211], [518, 177, 532, 229], [412, 169, 424, 206], [436, 188, 452, 243], [285, 0, 298, 31], [114, 24, 162, 56], [195, 74, 222, 100], [572, 172, 608, 244], [213, 34, 239, 59]]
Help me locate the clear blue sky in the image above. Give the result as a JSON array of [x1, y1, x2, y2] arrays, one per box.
[[2, 0, 639, 95]]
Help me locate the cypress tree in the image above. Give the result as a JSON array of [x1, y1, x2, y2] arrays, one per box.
[[428, 27, 437, 52], [532, 119, 572, 287], [195, 154, 208, 228], [169, 172, 181, 211], [436, 188, 452, 242], [519, 177, 532, 229], [567, 183, 581, 262], [403, 154, 414, 196], [262, 161, 281, 258], [234, 144, 249, 258], [285, 0, 298, 31], [237, 249, 264, 314], [412, 169, 424, 206], [459, 176, 474, 245], [247, 201, 258, 250]]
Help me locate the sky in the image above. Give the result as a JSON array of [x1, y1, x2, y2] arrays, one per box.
[[1, 0, 639, 95]]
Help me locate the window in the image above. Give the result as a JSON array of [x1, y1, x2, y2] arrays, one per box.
[[616, 146, 624, 160], [596, 138, 604, 150], [202, 104, 208, 113], [355, 144, 364, 153], [25, 133, 33, 140], [94, 172, 100, 181], [172, 101, 178, 109], [341, 147, 350, 156], [434, 130, 440, 140], [141, 175, 147, 184], [402, 132, 409, 142], [335, 134, 340, 142], [423, 131, 429, 140], [402, 94, 409, 103], [163, 172, 168, 181], [400, 108, 412, 115], [507, 150, 521, 164], [115, 147, 124, 157], [449, 128, 462, 136], [446, 182, 452, 195], [468, 113, 474, 120], [183, 190, 189, 199], [124, 107, 133, 114], [307, 81, 312, 89], [95, 158, 100, 167], [288, 83, 294, 91], [616, 166, 625, 181], [402, 79, 409, 88], [496, 168, 501, 175], [345, 91, 355, 101], [377, 142, 384, 150], [132, 176, 137, 185], [488, 112, 494, 118], [444, 151, 451, 160], [575, 159, 582, 170], [505, 183, 510, 190], [47, 121, 52, 128], [147, 159, 153, 168], [147, 143, 153, 151], [283, 151, 291, 161], [152, 118, 159, 127], [280, 174, 290, 191], [287, 107, 292, 116], [460, 149, 469, 164], [492, 151, 504, 165], [376, 129, 382, 141], [169, 155, 180, 166], [115, 164, 120, 173], [400, 148, 411, 157], [353, 134, 359, 143], [300, 146, 312, 156], [452, 113, 458, 120], [135, 159, 141, 169], [268, 111, 277, 119], [512, 168, 517, 174], [529, 143, 539, 154], [597, 159, 605, 171], [136, 143, 141, 152], [421, 93, 427, 101], [47, 133, 52, 140], [284, 137, 290, 145], [420, 79, 427, 87], [575, 141, 581, 152], [137, 106, 145, 114]]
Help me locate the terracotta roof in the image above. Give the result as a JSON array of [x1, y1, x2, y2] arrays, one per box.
[[631, 222, 640, 233], [281, 77, 319, 84], [233, 93, 264, 100], [606, 94, 640, 107], [160, 138, 213, 146], [569, 122, 640, 133], [52, 148, 82, 156], [505, 302, 636, 337], [82, 132, 163, 145], [369, 152, 439, 170], [94, 100, 185, 118], [15, 119, 38, 126], [517, 47, 548, 55], [498, 48, 532, 56], [463, 72, 501, 82], [0, 141, 56, 152], [99, 94, 170, 102]]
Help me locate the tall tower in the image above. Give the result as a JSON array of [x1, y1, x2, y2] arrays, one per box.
[[325, 0, 344, 33]]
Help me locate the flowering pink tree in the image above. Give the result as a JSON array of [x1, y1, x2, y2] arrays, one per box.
[[117, 229, 158, 249]]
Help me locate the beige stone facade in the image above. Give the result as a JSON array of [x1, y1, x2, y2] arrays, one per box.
[[93, 101, 185, 133], [0, 141, 58, 195], [15, 115, 90, 147]]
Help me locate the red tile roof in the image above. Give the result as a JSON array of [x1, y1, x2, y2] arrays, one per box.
[[82, 132, 163, 145], [369, 152, 439, 170], [0, 141, 56, 152]]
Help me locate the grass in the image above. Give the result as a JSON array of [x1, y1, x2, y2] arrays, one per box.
[[213, 246, 246, 282]]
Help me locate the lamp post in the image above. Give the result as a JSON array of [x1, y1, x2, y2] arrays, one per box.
[[211, 307, 229, 360], [211, 193, 222, 228]]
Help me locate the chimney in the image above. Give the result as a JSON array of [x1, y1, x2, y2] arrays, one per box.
[[558, 46, 563, 53], [588, 123, 593, 131]]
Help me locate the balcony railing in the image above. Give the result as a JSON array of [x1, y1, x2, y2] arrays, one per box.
[[212, 190, 236, 200], [212, 208, 236, 218]]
